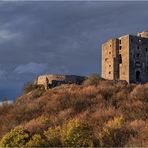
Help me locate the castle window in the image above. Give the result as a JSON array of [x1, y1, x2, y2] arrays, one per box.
[[109, 65, 111, 67], [146, 48, 148, 52], [110, 45, 111, 47], [119, 54, 122, 64], [136, 53, 140, 58], [109, 52, 111, 54], [137, 46, 139, 49], [136, 61, 140, 64], [136, 71, 141, 82], [119, 46, 122, 50], [109, 71, 111, 74], [119, 40, 121, 44]]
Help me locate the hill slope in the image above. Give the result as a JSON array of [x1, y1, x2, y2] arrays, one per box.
[[0, 79, 147, 147]]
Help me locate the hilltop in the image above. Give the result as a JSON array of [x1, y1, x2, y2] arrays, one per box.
[[0, 75, 147, 147]]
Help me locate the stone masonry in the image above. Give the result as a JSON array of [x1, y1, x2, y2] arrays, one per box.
[[35, 74, 86, 89], [102, 31, 148, 83]]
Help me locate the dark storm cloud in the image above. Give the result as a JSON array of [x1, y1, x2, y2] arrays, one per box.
[[0, 1, 148, 99]]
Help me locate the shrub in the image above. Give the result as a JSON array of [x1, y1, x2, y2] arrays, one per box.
[[56, 92, 71, 111], [44, 126, 62, 147], [126, 120, 147, 147], [26, 134, 47, 147], [0, 79, 147, 146], [130, 84, 148, 102], [24, 115, 50, 134], [73, 98, 91, 113], [128, 120, 146, 131], [120, 99, 147, 120], [31, 89, 45, 99], [56, 85, 101, 113], [83, 74, 101, 86], [0, 127, 31, 147], [99, 116, 130, 147], [23, 82, 44, 94], [90, 107, 118, 127], [98, 85, 118, 102], [61, 119, 98, 147]]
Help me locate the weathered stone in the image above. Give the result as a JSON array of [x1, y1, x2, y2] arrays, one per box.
[[34, 74, 86, 89], [102, 31, 148, 83]]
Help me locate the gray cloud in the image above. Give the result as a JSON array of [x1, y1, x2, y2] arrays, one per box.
[[0, 70, 6, 79], [0, 1, 148, 99], [14, 62, 48, 74], [0, 30, 19, 42]]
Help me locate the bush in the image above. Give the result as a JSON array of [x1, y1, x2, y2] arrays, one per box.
[[61, 119, 98, 147], [99, 116, 130, 147], [24, 115, 50, 134], [130, 84, 148, 102], [127, 120, 148, 147], [83, 74, 101, 86], [26, 134, 47, 147], [23, 82, 44, 94], [0, 127, 31, 147], [120, 98, 147, 121], [99, 85, 118, 102], [44, 126, 62, 147], [73, 98, 91, 113], [0, 79, 147, 146], [31, 89, 45, 99]]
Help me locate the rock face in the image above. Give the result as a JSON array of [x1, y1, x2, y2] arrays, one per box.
[[102, 31, 148, 83], [35, 74, 86, 89]]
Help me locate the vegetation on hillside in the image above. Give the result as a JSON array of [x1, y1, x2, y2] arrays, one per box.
[[0, 75, 147, 147]]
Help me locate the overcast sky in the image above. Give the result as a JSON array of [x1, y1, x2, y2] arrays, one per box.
[[0, 1, 148, 100]]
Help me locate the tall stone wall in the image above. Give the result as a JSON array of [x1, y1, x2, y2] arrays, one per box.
[[129, 35, 148, 83], [118, 35, 129, 82], [102, 31, 148, 83], [102, 39, 119, 80]]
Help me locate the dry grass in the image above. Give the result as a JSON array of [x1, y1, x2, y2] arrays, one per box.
[[0, 79, 147, 146]]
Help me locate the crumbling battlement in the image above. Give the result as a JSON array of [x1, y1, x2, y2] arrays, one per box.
[[35, 74, 86, 89]]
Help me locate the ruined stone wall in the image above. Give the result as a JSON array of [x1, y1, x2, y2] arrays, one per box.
[[102, 35, 130, 82], [35, 74, 86, 88], [102, 31, 148, 83], [137, 31, 148, 38], [118, 35, 129, 82], [129, 35, 148, 83], [102, 39, 119, 80], [36, 74, 66, 86], [113, 39, 120, 80]]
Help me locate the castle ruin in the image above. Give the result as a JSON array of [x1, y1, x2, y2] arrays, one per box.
[[102, 31, 148, 83], [35, 74, 86, 89]]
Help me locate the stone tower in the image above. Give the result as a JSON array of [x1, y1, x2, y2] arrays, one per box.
[[102, 31, 148, 83]]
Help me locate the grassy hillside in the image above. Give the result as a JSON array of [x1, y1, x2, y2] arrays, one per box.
[[0, 76, 147, 147]]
